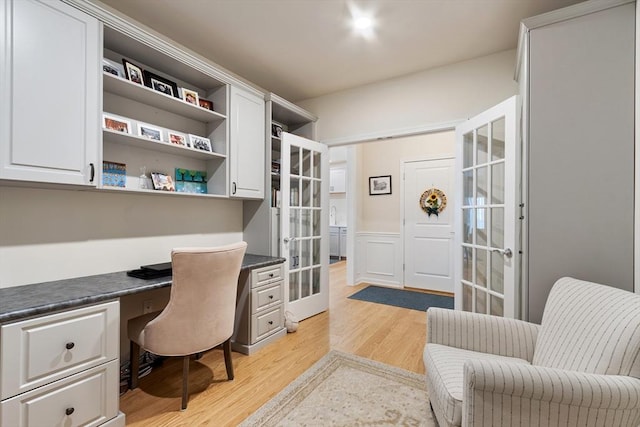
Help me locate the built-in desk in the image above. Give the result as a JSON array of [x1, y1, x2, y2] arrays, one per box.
[[0, 253, 284, 323], [0, 253, 284, 427]]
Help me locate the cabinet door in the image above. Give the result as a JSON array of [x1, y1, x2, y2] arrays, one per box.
[[339, 228, 347, 258], [0, 0, 100, 185], [229, 86, 265, 199], [329, 167, 346, 193], [329, 231, 339, 257]]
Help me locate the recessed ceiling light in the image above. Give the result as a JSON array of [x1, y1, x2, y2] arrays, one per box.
[[353, 16, 373, 31]]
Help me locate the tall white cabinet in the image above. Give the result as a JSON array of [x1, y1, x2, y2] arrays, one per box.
[[517, 0, 635, 323], [230, 86, 265, 199], [0, 0, 100, 186]]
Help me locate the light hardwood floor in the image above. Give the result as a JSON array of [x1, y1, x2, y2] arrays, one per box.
[[120, 261, 428, 426]]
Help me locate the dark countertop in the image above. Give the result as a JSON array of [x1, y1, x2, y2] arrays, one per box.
[[0, 253, 285, 324]]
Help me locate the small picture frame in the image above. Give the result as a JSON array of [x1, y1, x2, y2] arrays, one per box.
[[103, 113, 131, 134], [198, 98, 213, 111], [168, 132, 187, 147], [181, 88, 199, 106], [137, 123, 162, 141], [143, 70, 179, 98], [151, 172, 175, 191], [189, 134, 212, 152], [122, 59, 144, 85], [102, 58, 124, 78], [369, 175, 392, 195]]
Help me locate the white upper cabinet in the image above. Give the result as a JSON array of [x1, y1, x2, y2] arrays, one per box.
[[329, 167, 346, 193], [0, 0, 100, 186], [229, 86, 265, 199]]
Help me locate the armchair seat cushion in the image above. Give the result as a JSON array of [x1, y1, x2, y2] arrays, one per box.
[[424, 343, 530, 427]]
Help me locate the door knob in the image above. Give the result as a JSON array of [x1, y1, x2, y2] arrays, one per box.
[[491, 248, 513, 258], [283, 237, 295, 244]]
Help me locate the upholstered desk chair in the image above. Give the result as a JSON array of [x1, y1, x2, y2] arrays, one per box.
[[127, 242, 247, 410], [424, 277, 640, 427]]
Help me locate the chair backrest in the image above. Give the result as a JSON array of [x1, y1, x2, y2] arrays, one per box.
[[532, 277, 640, 378], [142, 242, 247, 356]]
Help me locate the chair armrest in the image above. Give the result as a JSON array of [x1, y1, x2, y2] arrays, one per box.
[[463, 359, 640, 427], [426, 307, 539, 361]]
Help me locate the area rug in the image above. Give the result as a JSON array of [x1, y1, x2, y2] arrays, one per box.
[[240, 351, 435, 426], [348, 285, 454, 312]]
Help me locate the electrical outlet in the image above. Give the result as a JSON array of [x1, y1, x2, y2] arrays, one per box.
[[143, 300, 153, 314]]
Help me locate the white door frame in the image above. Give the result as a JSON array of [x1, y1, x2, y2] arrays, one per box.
[[400, 155, 455, 290]]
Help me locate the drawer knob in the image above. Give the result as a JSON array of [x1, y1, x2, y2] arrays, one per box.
[[65, 342, 75, 350], [65, 407, 75, 416], [268, 320, 273, 325], [269, 295, 274, 299], [269, 273, 274, 277]]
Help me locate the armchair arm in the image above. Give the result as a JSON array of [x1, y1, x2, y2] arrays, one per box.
[[427, 307, 539, 361], [463, 359, 640, 427]]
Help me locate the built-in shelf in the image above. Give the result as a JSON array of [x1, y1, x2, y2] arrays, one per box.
[[103, 73, 226, 123], [99, 185, 228, 199], [103, 129, 226, 161]]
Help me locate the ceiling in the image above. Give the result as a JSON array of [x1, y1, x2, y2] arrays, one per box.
[[99, 0, 583, 102]]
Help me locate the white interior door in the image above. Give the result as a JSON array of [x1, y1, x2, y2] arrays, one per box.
[[455, 96, 519, 318], [403, 158, 455, 293], [281, 132, 329, 321]]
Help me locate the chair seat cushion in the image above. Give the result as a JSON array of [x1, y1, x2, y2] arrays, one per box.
[[128, 311, 162, 348], [424, 343, 530, 426]]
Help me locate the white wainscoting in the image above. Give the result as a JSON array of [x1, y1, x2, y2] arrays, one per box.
[[355, 232, 403, 288]]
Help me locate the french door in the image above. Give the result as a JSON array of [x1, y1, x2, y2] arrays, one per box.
[[455, 96, 520, 318], [280, 132, 329, 321]]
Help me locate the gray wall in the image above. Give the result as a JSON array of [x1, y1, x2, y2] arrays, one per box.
[[527, 2, 635, 323]]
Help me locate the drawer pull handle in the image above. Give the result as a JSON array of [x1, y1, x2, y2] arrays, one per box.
[[65, 342, 75, 350], [65, 407, 75, 416], [268, 321, 273, 325]]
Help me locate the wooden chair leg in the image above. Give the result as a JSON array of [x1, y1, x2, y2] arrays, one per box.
[[223, 338, 234, 380], [129, 341, 140, 390], [181, 355, 190, 411]]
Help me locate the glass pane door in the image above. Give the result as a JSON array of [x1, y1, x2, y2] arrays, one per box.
[[456, 96, 519, 318], [281, 133, 329, 321]]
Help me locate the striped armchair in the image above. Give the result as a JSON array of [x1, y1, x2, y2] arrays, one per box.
[[423, 277, 640, 427]]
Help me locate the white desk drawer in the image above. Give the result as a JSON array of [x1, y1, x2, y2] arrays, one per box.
[[251, 282, 282, 313], [1, 359, 119, 427], [1, 301, 119, 400], [251, 264, 284, 288], [250, 305, 283, 344]]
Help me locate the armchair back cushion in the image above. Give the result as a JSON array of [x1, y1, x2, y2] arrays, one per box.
[[532, 277, 640, 378]]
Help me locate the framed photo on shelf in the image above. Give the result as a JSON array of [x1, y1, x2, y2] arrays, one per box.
[[137, 123, 162, 141], [181, 88, 199, 106], [369, 175, 392, 195], [143, 70, 179, 98], [103, 113, 131, 134], [168, 132, 187, 147], [198, 99, 213, 110], [151, 172, 175, 191], [122, 59, 144, 85], [189, 134, 212, 152], [102, 58, 124, 78], [175, 168, 207, 194]]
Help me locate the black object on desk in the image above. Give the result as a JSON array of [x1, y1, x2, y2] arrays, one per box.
[[127, 262, 172, 279]]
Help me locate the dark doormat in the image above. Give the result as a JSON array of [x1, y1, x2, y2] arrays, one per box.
[[348, 285, 454, 312]]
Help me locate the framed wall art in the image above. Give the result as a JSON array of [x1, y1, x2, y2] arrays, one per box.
[[369, 175, 392, 195]]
